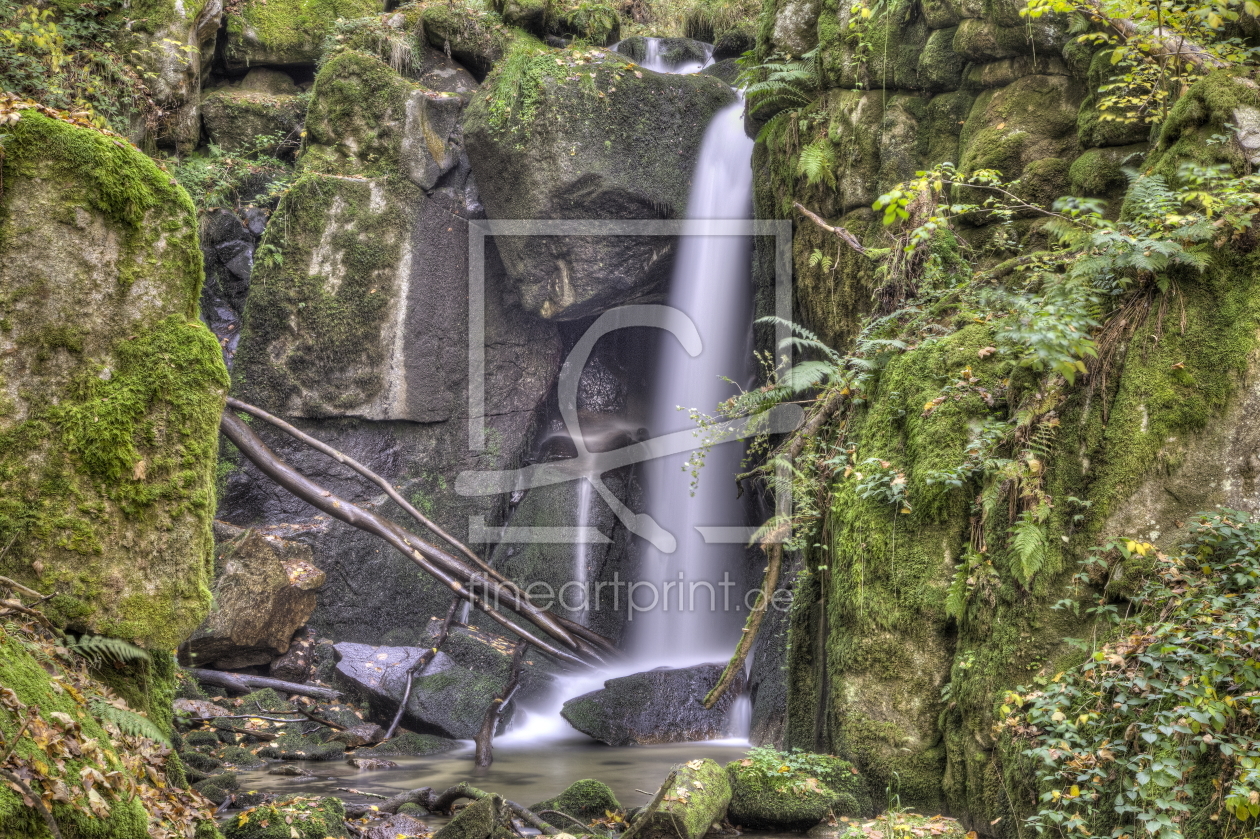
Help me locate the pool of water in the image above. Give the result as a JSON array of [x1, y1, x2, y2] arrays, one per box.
[[235, 732, 756, 820]]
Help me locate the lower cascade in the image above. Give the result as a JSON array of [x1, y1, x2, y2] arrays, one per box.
[[4, 1, 1260, 838]]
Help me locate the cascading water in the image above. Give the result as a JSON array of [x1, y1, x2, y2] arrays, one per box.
[[505, 52, 756, 743], [630, 99, 755, 665]]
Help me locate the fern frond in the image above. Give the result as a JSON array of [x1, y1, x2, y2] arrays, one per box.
[[797, 139, 837, 188], [89, 699, 169, 744], [69, 634, 151, 667]]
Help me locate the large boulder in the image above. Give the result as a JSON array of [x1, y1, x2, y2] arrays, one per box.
[[223, 45, 562, 647], [180, 526, 325, 669], [464, 45, 737, 320], [222, 0, 382, 72], [530, 779, 621, 824], [201, 71, 306, 154], [561, 663, 746, 745], [0, 109, 229, 649], [626, 759, 731, 839]]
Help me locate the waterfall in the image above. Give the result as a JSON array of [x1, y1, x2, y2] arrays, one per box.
[[629, 99, 755, 664]]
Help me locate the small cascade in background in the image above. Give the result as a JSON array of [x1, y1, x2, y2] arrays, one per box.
[[630, 98, 755, 665], [612, 36, 714, 74]]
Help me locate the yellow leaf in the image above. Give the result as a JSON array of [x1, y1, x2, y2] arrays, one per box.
[[1069, 785, 1081, 798]]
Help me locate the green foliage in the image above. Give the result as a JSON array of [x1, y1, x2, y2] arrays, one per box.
[[741, 47, 823, 123], [740, 746, 857, 797], [1024, 0, 1260, 126], [0, 0, 159, 133], [88, 698, 169, 745], [67, 633, 151, 667], [797, 138, 836, 188], [169, 133, 297, 214], [1004, 512, 1260, 837]]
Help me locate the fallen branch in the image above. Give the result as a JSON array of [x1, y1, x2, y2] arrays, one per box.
[[385, 598, 460, 741], [187, 668, 342, 702], [221, 410, 612, 667], [794, 202, 867, 256], [703, 543, 783, 709], [474, 641, 527, 769], [0, 767, 62, 839], [297, 707, 347, 732], [344, 787, 434, 817], [536, 809, 598, 833], [0, 575, 44, 601], [226, 398, 506, 586], [209, 723, 278, 741]]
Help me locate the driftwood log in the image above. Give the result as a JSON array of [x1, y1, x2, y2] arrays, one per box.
[[474, 641, 528, 769], [188, 668, 342, 701]]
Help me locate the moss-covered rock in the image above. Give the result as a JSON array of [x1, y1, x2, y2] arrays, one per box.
[[725, 757, 865, 830], [354, 730, 459, 756], [464, 42, 735, 319], [432, 795, 502, 839], [957, 74, 1084, 188], [193, 771, 240, 804], [301, 48, 422, 178], [181, 528, 324, 670], [223, 796, 349, 838], [0, 111, 229, 651], [626, 760, 731, 839], [223, 0, 382, 72], [530, 779, 621, 824], [421, 3, 516, 79], [201, 88, 306, 154]]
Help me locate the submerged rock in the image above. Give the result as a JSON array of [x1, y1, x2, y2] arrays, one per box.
[[561, 663, 745, 745], [464, 46, 736, 320], [629, 759, 731, 839], [354, 730, 459, 757]]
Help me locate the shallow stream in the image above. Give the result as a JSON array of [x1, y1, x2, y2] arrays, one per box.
[[235, 735, 755, 827]]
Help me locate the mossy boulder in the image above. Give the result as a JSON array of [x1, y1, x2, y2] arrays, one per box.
[[301, 48, 424, 179], [223, 0, 383, 72], [627, 760, 731, 839], [116, 0, 223, 152], [464, 44, 736, 319], [193, 771, 240, 804], [421, 3, 516, 79], [530, 779, 621, 824], [957, 74, 1084, 188], [725, 757, 868, 831], [1067, 144, 1146, 198], [201, 88, 305, 154], [0, 111, 229, 650], [432, 795, 502, 839], [223, 797, 349, 838]]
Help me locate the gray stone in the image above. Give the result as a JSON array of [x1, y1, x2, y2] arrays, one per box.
[[561, 663, 746, 746], [181, 529, 325, 670], [333, 642, 519, 740], [464, 49, 736, 320]]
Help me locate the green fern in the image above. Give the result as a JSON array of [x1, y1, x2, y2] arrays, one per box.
[[89, 698, 169, 744], [67, 633, 151, 667], [1009, 506, 1050, 587], [797, 139, 837, 188], [742, 47, 822, 118]]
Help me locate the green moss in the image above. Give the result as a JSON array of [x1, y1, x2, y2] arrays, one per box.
[[0, 112, 229, 650], [223, 797, 349, 839], [231, 172, 421, 412], [301, 48, 420, 177], [354, 730, 458, 756], [224, 0, 382, 67], [0, 627, 211, 838], [530, 779, 621, 823], [725, 758, 867, 830]]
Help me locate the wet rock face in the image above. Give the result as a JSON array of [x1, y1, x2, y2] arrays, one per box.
[[561, 663, 746, 745], [464, 48, 736, 320], [180, 527, 325, 670], [200, 207, 267, 366]]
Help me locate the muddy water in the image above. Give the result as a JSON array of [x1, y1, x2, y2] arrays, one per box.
[[235, 734, 754, 824]]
